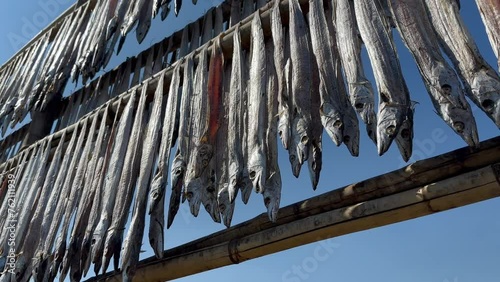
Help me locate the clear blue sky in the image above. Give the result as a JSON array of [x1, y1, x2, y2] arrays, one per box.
[[1, 1, 499, 282]]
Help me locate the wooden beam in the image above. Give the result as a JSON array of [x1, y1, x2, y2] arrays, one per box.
[[85, 138, 500, 282]]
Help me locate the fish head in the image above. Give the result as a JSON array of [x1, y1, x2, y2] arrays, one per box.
[[307, 142, 322, 190], [288, 144, 302, 178], [227, 161, 241, 203], [136, 20, 151, 44], [248, 152, 267, 193], [342, 113, 360, 157], [149, 174, 165, 214], [352, 85, 377, 126], [263, 172, 282, 222], [239, 175, 253, 204], [195, 144, 213, 177], [203, 172, 221, 223], [185, 177, 203, 217], [470, 71, 500, 127], [319, 102, 343, 146], [442, 104, 480, 148], [377, 103, 403, 156], [106, 17, 118, 40], [217, 185, 235, 228], [170, 156, 186, 193], [394, 117, 414, 162]]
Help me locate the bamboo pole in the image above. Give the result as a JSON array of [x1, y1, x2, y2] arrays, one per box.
[[86, 162, 500, 282]]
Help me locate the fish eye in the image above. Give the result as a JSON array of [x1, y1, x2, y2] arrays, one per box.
[[186, 192, 193, 200], [453, 121, 465, 133], [264, 197, 271, 207], [343, 135, 350, 143], [355, 103, 364, 109], [333, 120, 342, 128], [219, 204, 226, 212], [441, 84, 452, 95], [289, 155, 295, 162], [207, 186, 215, 193], [231, 178, 237, 185], [401, 129, 411, 139], [385, 125, 396, 136], [482, 99, 494, 112], [202, 160, 208, 166], [300, 136, 309, 144], [249, 171, 256, 179]]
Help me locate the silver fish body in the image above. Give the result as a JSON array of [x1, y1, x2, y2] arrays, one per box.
[[425, 0, 500, 127], [247, 13, 267, 194], [336, 0, 377, 143], [389, 0, 478, 152], [355, 0, 412, 156]]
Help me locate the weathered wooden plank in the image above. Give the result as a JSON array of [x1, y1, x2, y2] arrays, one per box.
[[86, 160, 500, 282]]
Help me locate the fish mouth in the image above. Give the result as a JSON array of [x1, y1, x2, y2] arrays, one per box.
[[343, 133, 359, 157], [320, 103, 343, 146], [452, 121, 480, 149], [366, 122, 378, 145], [239, 176, 253, 204], [377, 129, 396, 156], [249, 167, 265, 194], [263, 194, 280, 222], [227, 174, 239, 203]]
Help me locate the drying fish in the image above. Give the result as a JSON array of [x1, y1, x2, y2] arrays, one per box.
[[354, 0, 412, 156], [336, 0, 377, 143], [137, 0, 153, 43], [202, 37, 224, 222], [189, 22, 201, 52], [309, 0, 359, 156], [63, 110, 109, 280], [227, 24, 245, 203], [229, 0, 241, 27], [216, 63, 232, 227], [149, 69, 180, 257], [31, 125, 80, 281], [82, 101, 123, 277], [242, 0, 254, 18], [263, 39, 282, 222], [12, 137, 52, 268], [121, 81, 163, 281], [175, 0, 182, 16], [306, 50, 323, 191], [329, 26, 361, 157], [184, 46, 210, 217], [475, 0, 500, 71], [201, 8, 214, 45], [424, 0, 500, 127], [271, 0, 291, 150], [168, 56, 194, 228], [214, 5, 224, 34], [15, 131, 66, 282], [56, 115, 98, 281], [288, 0, 314, 175], [388, 0, 478, 153], [44, 120, 87, 281], [247, 13, 267, 193], [103, 83, 149, 274], [91, 89, 137, 275], [283, 59, 301, 177], [160, 0, 172, 20]]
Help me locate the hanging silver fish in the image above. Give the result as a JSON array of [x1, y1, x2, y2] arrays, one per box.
[[424, 0, 500, 127]]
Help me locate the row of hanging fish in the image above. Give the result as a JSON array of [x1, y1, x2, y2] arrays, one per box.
[[0, 0, 198, 136], [0, 0, 499, 281]]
